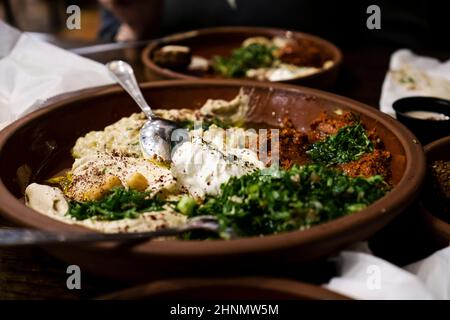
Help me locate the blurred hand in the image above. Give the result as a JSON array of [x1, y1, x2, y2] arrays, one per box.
[[116, 23, 138, 41], [99, 0, 163, 41]]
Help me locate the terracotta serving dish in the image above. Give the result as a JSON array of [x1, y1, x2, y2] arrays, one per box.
[[142, 26, 342, 88], [420, 136, 450, 246], [100, 277, 348, 300], [0, 80, 425, 282]]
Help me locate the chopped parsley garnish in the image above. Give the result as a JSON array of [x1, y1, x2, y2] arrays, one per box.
[[212, 43, 275, 78], [67, 187, 165, 221], [306, 123, 373, 164], [178, 118, 231, 130], [191, 164, 388, 237]]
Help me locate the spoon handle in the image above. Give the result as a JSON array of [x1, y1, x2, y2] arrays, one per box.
[[106, 60, 153, 118], [0, 227, 188, 246], [0, 216, 221, 247]]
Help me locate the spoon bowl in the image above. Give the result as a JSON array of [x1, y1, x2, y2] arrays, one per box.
[[139, 116, 180, 161]]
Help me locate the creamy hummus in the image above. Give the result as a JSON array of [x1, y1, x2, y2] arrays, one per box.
[[25, 183, 186, 233], [25, 183, 68, 217], [199, 89, 250, 126], [66, 153, 177, 201], [71, 91, 250, 160], [72, 109, 199, 159], [72, 112, 146, 159]]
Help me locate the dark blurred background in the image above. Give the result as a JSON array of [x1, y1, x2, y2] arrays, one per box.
[[0, 0, 448, 50]]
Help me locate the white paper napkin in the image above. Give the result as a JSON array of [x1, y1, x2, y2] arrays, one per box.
[[379, 49, 450, 117], [325, 246, 450, 300], [405, 246, 450, 299], [0, 21, 115, 129]]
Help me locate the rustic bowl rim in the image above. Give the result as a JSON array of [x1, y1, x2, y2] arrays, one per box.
[[420, 135, 450, 240], [0, 79, 425, 257], [99, 276, 350, 300], [141, 26, 343, 83]]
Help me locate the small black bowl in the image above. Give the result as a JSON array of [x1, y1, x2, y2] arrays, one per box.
[[393, 96, 450, 145]]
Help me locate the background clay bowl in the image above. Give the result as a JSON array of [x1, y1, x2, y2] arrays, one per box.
[[419, 136, 450, 247], [142, 26, 342, 89], [0, 80, 424, 282], [100, 277, 349, 300]]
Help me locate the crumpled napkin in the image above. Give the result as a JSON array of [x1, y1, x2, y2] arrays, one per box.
[[325, 245, 450, 299], [379, 49, 450, 117], [0, 20, 114, 129]]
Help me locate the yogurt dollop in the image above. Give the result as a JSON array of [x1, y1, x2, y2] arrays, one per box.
[[171, 138, 264, 199]]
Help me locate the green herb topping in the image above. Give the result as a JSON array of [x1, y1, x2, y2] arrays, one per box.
[[191, 164, 388, 237], [212, 43, 275, 78], [176, 195, 198, 216], [306, 123, 373, 164], [178, 118, 232, 130], [67, 187, 165, 221]]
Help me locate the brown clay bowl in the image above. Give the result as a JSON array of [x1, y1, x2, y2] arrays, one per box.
[[419, 136, 450, 247], [142, 26, 342, 88], [0, 80, 425, 282], [100, 277, 349, 300]]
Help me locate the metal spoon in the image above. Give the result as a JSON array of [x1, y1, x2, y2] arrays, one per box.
[[106, 60, 180, 162], [0, 216, 224, 247]]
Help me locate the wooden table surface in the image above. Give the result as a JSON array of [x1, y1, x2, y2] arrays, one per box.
[[0, 40, 448, 299]]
